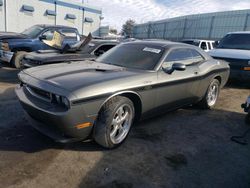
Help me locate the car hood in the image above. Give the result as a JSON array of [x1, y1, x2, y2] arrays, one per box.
[[209, 48, 250, 59], [0, 32, 28, 40], [25, 51, 91, 62], [22, 61, 139, 92]]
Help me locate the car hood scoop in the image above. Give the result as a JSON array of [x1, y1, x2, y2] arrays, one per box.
[[23, 61, 136, 91]]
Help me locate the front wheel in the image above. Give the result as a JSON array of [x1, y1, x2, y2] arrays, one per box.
[[198, 79, 220, 109], [12, 51, 27, 69], [94, 96, 135, 149]]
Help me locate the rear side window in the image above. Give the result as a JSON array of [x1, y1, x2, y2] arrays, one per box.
[[165, 49, 193, 65], [190, 49, 204, 63], [165, 48, 204, 67], [207, 42, 211, 50]]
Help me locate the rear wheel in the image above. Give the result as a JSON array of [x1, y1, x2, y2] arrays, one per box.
[[198, 79, 220, 109], [12, 51, 27, 69], [94, 96, 135, 148]]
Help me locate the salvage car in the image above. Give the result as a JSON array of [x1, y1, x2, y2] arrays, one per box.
[[209, 31, 250, 81], [15, 40, 230, 148], [22, 39, 119, 68], [0, 25, 80, 68]]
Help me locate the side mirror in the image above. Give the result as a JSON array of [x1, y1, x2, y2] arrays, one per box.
[[39, 35, 47, 40], [162, 62, 186, 74]]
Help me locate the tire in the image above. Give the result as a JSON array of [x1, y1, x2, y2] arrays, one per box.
[[198, 79, 220, 109], [12, 51, 27, 69], [94, 96, 135, 149]]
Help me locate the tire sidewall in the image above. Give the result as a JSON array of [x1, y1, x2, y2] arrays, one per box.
[[14, 51, 26, 69], [94, 96, 135, 148]]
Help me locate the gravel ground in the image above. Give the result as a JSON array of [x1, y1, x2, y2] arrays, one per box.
[[0, 64, 250, 188]]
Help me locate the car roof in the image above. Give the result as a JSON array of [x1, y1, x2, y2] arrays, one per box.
[[35, 24, 77, 30], [123, 40, 193, 49], [227, 31, 250, 34]]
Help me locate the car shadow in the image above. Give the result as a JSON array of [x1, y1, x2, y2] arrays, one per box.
[[225, 79, 250, 89]]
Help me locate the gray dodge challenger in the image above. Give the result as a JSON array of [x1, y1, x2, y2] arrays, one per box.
[[16, 40, 230, 148]]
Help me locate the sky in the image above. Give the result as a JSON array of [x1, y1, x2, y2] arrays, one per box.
[[77, 0, 250, 31]]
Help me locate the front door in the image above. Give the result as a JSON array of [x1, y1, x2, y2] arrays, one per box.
[[156, 48, 202, 110]]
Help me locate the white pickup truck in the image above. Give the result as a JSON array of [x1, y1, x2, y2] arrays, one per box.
[[181, 39, 215, 52], [209, 31, 250, 81]]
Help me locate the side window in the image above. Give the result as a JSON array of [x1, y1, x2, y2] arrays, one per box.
[[41, 30, 55, 40], [94, 44, 116, 56], [59, 29, 78, 41], [164, 48, 193, 67], [190, 49, 204, 63], [207, 42, 211, 50], [200, 42, 207, 50]]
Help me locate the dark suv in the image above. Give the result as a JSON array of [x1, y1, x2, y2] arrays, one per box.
[[0, 25, 80, 68]]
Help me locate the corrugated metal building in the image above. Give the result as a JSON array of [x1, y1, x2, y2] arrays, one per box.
[[0, 0, 102, 36], [133, 9, 250, 41]]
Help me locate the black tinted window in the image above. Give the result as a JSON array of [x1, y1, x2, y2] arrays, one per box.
[[200, 42, 207, 50], [94, 44, 115, 56], [217, 34, 250, 50], [96, 44, 164, 70], [165, 48, 203, 66], [190, 49, 204, 63], [166, 49, 193, 62]]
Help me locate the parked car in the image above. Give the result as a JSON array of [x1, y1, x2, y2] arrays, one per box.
[[0, 24, 80, 68], [181, 39, 215, 52], [15, 40, 229, 148], [209, 31, 250, 81], [22, 39, 119, 68], [242, 96, 250, 124]]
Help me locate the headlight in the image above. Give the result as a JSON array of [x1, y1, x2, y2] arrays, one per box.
[[1, 42, 10, 51], [54, 94, 70, 109]]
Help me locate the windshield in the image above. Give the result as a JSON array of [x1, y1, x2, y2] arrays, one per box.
[[217, 34, 250, 50], [96, 43, 165, 70], [21, 25, 44, 38]]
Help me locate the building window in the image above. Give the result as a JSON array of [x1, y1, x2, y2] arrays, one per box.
[[85, 17, 94, 23], [46, 10, 56, 16], [66, 14, 76, 20], [0, 0, 3, 6], [22, 5, 35, 12]]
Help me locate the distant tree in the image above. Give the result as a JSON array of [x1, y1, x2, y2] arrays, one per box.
[[110, 28, 118, 35], [122, 19, 135, 37]]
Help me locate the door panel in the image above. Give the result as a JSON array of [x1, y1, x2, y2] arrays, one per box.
[[156, 48, 202, 110]]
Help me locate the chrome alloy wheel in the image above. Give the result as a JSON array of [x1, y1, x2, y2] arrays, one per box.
[[110, 104, 133, 144], [207, 83, 219, 106]]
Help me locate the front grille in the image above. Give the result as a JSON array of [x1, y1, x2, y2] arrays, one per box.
[[26, 85, 52, 102]]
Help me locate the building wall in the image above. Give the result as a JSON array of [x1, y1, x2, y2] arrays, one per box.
[[0, 0, 102, 35], [0, 0, 5, 31], [133, 9, 250, 41]]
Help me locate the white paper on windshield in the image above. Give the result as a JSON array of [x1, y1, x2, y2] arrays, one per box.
[[143, 47, 161, 54]]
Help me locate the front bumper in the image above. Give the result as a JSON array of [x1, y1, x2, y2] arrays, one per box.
[[0, 50, 14, 63], [230, 69, 250, 81], [15, 85, 95, 143]]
